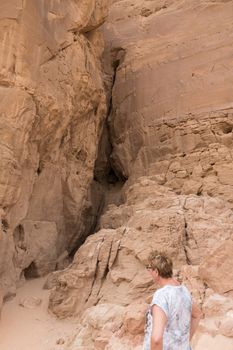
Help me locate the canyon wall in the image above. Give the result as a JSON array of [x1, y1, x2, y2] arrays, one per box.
[[0, 0, 233, 349], [0, 0, 108, 298], [48, 1, 233, 349]]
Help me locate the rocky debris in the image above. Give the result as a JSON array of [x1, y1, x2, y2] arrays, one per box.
[[0, 0, 233, 349], [49, 178, 233, 348], [43, 271, 63, 291], [49, 229, 122, 318], [85, 1, 233, 346], [19, 296, 42, 309], [196, 294, 233, 343], [65, 303, 144, 350], [56, 338, 65, 345], [202, 294, 233, 318]]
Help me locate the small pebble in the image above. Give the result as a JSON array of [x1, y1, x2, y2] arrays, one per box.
[[56, 338, 65, 345]]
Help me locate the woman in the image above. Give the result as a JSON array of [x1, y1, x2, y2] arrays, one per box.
[[143, 251, 202, 350]]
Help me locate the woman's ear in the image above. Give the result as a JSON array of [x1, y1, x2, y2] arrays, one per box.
[[152, 268, 159, 278]]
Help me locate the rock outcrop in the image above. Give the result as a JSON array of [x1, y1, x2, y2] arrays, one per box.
[[0, 0, 107, 298], [199, 239, 233, 294], [1, 0, 233, 349], [48, 0, 233, 349], [49, 178, 233, 348], [103, 0, 233, 201]]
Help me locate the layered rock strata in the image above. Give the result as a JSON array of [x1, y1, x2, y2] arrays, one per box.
[[49, 0, 233, 349], [103, 0, 233, 198], [0, 0, 107, 298]]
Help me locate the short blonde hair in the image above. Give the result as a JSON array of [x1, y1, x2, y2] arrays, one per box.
[[147, 251, 173, 278]]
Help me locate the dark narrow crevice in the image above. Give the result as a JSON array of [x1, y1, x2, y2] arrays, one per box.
[[106, 168, 119, 184], [94, 47, 127, 185], [1, 219, 9, 233], [68, 49, 127, 259], [107, 48, 125, 116], [106, 48, 128, 183], [36, 160, 45, 176], [24, 261, 39, 279], [183, 218, 191, 265], [13, 224, 25, 246], [221, 122, 233, 134], [68, 185, 105, 257]]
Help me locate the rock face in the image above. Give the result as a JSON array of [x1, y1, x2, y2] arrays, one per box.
[[103, 0, 233, 205], [1, 0, 233, 349], [49, 179, 233, 348], [0, 0, 107, 298], [48, 0, 233, 349], [199, 239, 233, 294], [65, 302, 146, 350]]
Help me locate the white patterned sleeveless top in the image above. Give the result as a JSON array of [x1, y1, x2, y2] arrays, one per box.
[[143, 285, 192, 350]]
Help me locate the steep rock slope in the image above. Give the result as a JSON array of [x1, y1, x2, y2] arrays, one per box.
[[104, 0, 233, 199], [49, 178, 233, 349], [49, 0, 233, 349], [0, 0, 108, 299]]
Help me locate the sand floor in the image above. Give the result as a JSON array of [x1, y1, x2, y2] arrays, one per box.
[[0, 278, 77, 350], [0, 278, 233, 350]]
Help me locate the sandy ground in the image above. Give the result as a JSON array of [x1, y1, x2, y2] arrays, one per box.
[[1, 277, 233, 350], [0, 277, 77, 350]]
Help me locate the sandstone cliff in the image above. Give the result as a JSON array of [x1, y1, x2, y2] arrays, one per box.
[[1, 0, 233, 349], [48, 0, 233, 349], [0, 0, 108, 298]]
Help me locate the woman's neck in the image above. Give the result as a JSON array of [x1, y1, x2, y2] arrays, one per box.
[[157, 277, 180, 287]]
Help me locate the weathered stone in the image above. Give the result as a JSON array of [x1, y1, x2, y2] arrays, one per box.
[[180, 265, 205, 306], [199, 240, 233, 294], [193, 333, 233, 350], [202, 294, 233, 318], [1, 1, 233, 349], [122, 303, 147, 335], [219, 316, 233, 338], [43, 271, 62, 290], [49, 180, 233, 322], [19, 296, 42, 309], [0, 0, 108, 297], [55, 251, 71, 271], [102, 0, 233, 204], [13, 220, 58, 280], [56, 338, 65, 345], [66, 304, 125, 349]]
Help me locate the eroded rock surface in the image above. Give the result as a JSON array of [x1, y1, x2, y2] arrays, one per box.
[[49, 0, 233, 349], [0, 0, 107, 298], [199, 239, 233, 294], [103, 0, 233, 204], [49, 178, 233, 348], [1, 0, 233, 349]]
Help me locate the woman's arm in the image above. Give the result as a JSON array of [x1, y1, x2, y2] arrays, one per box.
[[151, 305, 167, 350], [190, 303, 203, 340]]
